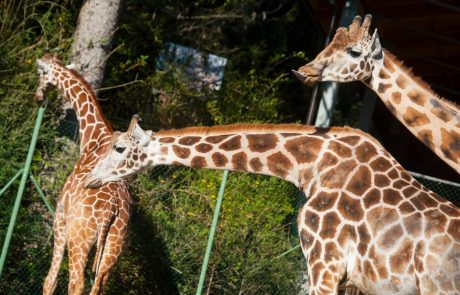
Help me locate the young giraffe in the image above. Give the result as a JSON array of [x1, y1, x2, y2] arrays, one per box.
[[292, 14, 460, 174], [85, 115, 460, 295], [35, 54, 131, 295]]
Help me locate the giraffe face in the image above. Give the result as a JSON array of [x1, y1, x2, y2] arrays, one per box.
[[35, 54, 60, 101], [292, 14, 382, 85], [85, 116, 153, 188]]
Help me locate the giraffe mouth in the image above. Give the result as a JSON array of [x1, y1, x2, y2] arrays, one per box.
[[291, 69, 319, 85], [84, 178, 103, 189]]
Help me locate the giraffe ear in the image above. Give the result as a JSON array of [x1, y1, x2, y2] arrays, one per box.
[[36, 59, 50, 74], [370, 29, 382, 60]]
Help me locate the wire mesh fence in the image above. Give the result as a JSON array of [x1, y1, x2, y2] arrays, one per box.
[[1, 116, 460, 294]]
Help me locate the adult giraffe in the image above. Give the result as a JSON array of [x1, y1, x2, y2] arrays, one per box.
[[85, 115, 460, 295], [292, 14, 460, 174], [35, 53, 131, 295]]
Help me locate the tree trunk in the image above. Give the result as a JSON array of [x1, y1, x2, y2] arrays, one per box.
[[61, 0, 122, 135], [71, 0, 122, 91]]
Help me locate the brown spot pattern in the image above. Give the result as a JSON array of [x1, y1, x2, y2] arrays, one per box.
[[367, 207, 399, 235], [309, 191, 338, 211], [232, 151, 248, 171], [329, 140, 352, 157], [159, 137, 175, 143], [402, 107, 430, 127], [320, 212, 340, 239], [364, 188, 381, 208], [407, 90, 427, 106], [383, 188, 403, 205], [356, 141, 377, 163], [321, 160, 357, 189], [338, 136, 361, 146], [377, 224, 403, 250], [249, 157, 263, 172], [318, 152, 339, 170], [212, 152, 228, 167], [346, 166, 372, 196], [247, 134, 278, 153], [431, 108, 452, 122], [338, 192, 364, 221], [378, 83, 392, 93], [390, 239, 413, 273], [403, 213, 422, 237], [304, 210, 320, 233], [206, 134, 230, 144], [196, 143, 213, 153], [219, 135, 242, 151], [284, 136, 323, 164], [440, 128, 460, 162], [418, 129, 434, 149], [191, 156, 207, 168], [179, 136, 201, 145], [378, 69, 390, 79], [396, 76, 408, 89], [267, 152, 293, 178], [172, 145, 191, 159], [370, 157, 392, 172], [391, 92, 402, 104]]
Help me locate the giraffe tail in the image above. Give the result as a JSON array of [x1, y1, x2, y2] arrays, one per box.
[[92, 199, 118, 275]]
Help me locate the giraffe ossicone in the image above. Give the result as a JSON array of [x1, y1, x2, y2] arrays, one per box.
[[293, 14, 460, 174], [36, 53, 131, 295], [86, 115, 460, 295]]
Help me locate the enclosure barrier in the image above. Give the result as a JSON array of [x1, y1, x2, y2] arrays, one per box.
[[1, 108, 460, 294]]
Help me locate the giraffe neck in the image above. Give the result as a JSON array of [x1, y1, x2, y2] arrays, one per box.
[[54, 64, 112, 153], [367, 49, 460, 173], [145, 125, 382, 191]]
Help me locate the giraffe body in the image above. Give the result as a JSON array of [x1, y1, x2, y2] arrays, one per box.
[[86, 117, 460, 295], [293, 14, 460, 174], [36, 54, 131, 295]]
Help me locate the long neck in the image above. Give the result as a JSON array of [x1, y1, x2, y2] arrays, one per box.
[[54, 64, 112, 153], [148, 125, 380, 192], [367, 49, 460, 174]]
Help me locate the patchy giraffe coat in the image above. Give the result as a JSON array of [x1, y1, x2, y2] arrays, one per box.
[[86, 118, 460, 295]]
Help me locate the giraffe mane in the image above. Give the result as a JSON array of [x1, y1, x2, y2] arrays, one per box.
[[46, 56, 114, 133], [383, 49, 460, 113], [155, 123, 383, 147]]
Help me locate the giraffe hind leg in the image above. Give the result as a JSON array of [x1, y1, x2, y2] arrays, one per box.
[[43, 211, 66, 295], [89, 217, 128, 295]]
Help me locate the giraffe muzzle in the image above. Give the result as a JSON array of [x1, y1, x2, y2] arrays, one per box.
[[291, 69, 319, 85], [84, 178, 103, 189]]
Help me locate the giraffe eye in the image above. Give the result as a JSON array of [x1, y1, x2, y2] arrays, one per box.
[[347, 48, 362, 58], [114, 146, 126, 153]]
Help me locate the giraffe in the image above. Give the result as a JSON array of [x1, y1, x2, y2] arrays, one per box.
[[85, 115, 460, 295], [35, 53, 131, 295], [292, 14, 460, 175]]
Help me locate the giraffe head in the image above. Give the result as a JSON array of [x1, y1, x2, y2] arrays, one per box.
[[35, 53, 76, 101], [292, 14, 382, 85], [85, 115, 153, 189]]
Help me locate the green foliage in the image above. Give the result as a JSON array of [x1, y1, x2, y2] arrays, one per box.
[[0, 0, 326, 293], [107, 168, 306, 294]]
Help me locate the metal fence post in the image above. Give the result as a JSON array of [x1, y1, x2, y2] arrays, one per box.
[[196, 170, 229, 295], [0, 106, 45, 276]]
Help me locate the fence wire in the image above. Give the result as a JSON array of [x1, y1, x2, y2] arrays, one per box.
[[1, 118, 460, 294]]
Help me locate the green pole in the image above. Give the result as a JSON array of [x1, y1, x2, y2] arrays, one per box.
[[0, 106, 45, 277], [30, 174, 55, 218], [196, 170, 229, 295], [0, 169, 24, 197]]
